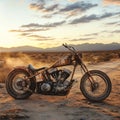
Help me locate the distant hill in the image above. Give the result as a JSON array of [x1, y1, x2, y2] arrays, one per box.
[[0, 46, 44, 52], [46, 43, 120, 52], [0, 43, 120, 52]]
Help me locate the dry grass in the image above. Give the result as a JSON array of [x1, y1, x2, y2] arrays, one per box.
[[83, 50, 120, 63], [0, 50, 120, 83]]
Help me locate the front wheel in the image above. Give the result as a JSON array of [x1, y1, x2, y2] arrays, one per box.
[[80, 70, 111, 102]]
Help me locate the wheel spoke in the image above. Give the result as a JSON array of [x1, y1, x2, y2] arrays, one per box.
[[80, 70, 111, 102], [84, 75, 107, 97], [12, 73, 30, 94]]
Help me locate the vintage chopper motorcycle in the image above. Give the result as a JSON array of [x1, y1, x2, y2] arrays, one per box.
[[5, 44, 111, 102]]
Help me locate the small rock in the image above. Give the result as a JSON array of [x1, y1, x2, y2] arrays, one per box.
[[110, 109, 118, 112]]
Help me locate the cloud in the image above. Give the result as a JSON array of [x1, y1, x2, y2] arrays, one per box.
[[9, 29, 23, 32], [21, 23, 40, 28], [70, 14, 98, 24], [44, 4, 59, 12], [21, 21, 65, 28], [106, 21, 119, 25], [9, 20, 65, 42], [104, 0, 120, 5], [29, 0, 45, 8], [26, 34, 54, 41], [29, 2, 59, 13], [42, 14, 53, 18], [70, 37, 94, 41], [19, 33, 54, 41], [10, 28, 49, 33], [19, 33, 30, 36], [60, 1, 97, 12], [10, 29, 54, 41], [9, 26, 54, 42], [58, 1, 98, 18], [112, 30, 120, 33], [29, 3, 44, 11], [100, 29, 120, 34], [29, 1, 98, 18], [117, 23, 120, 26], [68, 0, 77, 2], [70, 12, 120, 24], [84, 33, 99, 36]]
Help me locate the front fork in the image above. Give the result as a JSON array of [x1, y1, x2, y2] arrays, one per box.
[[80, 62, 97, 91]]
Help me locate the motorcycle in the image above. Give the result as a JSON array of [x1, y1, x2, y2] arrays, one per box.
[[5, 44, 112, 102]]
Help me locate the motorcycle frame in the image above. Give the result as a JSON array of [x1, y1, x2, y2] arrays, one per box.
[[28, 55, 93, 86], [26, 44, 95, 87]]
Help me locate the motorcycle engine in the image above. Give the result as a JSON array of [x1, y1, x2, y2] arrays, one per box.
[[36, 68, 72, 95], [49, 68, 71, 82]]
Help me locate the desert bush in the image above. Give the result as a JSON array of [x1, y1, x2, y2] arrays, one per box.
[[0, 66, 11, 83]]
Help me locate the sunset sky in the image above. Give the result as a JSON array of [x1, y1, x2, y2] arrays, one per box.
[[0, 0, 120, 48]]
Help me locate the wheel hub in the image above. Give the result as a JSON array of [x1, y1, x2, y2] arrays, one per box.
[[15, 78, 27, 90], [92, 82, 99, 91]]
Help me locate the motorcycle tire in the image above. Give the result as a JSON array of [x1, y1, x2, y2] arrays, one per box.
[[6, 69, 36, 99], [80, 70, 111, 102]]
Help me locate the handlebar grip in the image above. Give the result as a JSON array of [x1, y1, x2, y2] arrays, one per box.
[[63, 44, 67, 48]]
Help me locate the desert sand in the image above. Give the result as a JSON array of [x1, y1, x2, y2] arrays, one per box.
[[0, 60, 120, 120]]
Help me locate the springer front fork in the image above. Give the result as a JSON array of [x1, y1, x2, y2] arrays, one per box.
[[80, 62, 97, 91]]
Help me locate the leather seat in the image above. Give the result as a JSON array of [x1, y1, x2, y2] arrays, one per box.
[[28, 64, 46, 72]]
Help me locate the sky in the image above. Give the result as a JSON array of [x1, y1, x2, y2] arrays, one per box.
[[0, 0, 120, 48]]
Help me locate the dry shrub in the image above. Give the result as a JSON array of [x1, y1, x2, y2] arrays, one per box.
[[83, 50, 120, 63], [0, 65, 11, 83]]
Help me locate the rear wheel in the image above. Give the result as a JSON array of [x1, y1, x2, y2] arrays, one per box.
[[6, 69, 36, 99], [80, 70, 111, 102]]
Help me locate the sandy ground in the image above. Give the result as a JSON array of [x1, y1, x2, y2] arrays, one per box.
[[0, 60, 120, 120]]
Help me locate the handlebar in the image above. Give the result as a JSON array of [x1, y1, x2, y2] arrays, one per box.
[[63, 43, 83, 58], [63, 43, 76, 54]]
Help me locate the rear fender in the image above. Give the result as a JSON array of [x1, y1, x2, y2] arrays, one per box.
[[13, 66, 28, 71], [7, 66, 36, 82], [7, 66, 28, 77]]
